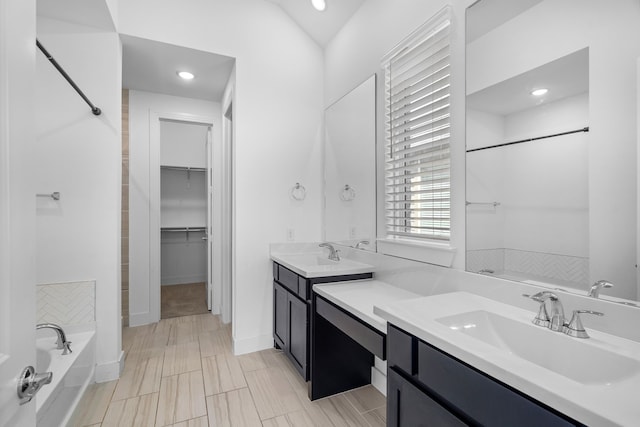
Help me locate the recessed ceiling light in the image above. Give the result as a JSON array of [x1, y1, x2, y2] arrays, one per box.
[[311, 0, 326, 11], [177, 71, 195, 80], [531, 88, 548, 96]]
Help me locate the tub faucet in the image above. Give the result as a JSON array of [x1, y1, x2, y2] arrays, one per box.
[[319, 242, 340, 261], [588, 280, 613, 298], [526, 291, 566, 332], [37, 323, 72, 355], [354, 240, 369, 249]]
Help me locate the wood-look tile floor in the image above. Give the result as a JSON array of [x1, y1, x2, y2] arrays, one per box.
[[161, 283, 209, 319], [69, 313, 386, 427]]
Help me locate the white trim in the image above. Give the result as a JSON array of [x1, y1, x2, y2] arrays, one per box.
[[232, 333, 273, 356], [94, 352, 123, 383], [129, 311, 155, 327], [149, 111, 214, 324], [377, 237, 456, 267]]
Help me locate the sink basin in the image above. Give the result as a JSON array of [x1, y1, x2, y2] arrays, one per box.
[[437, 309, 640, 385], [271, 252, 374, 278]]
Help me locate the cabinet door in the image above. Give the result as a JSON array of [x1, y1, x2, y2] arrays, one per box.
[[388, 368, 467, 427], [273, 282, 288, 349], [288, 293, 308, 378]]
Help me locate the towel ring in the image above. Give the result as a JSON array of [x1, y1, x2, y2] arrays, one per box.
[[290, 182, 306, 201], [340, 185, 356, 201]]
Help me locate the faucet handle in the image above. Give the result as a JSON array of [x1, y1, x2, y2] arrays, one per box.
[[564, 310, 604, 339], [523, 294, 550, 327]]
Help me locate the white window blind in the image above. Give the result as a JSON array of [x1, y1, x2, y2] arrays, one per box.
[[382, 7, 451, 242]]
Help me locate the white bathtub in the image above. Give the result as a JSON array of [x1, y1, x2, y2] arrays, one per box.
[[35, 330, 95, 427]]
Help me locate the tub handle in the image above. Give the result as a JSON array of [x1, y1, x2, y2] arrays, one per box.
[[17, 366, 53, 405]]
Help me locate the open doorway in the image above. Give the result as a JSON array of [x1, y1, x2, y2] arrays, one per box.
[[158, 119, 211, 319], [121, 35, 235, 325]]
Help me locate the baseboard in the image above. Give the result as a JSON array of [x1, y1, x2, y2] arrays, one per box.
[[232, 333, 273, 356], [371, 356, 387, 396], [371, 365, 387, 396], [94, 354, 123, 383], [129, 311, 155, 327]]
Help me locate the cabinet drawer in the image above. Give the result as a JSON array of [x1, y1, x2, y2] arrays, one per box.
[[388, 325, 416, 376], [316, 296, 385, 359], [277, 264, 299, 295], [417, 341, 577, 427]]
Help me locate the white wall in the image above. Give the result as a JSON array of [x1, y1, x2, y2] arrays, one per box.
[[467, 0, 640, 300], [35, 16, 122, 380], [324, 0, 473, 270], [128, 90, 219, 325], [121, 0, 324, 353], [467, 94, 589, 258]]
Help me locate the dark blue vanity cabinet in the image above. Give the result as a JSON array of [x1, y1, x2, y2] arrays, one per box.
[[272, 262, 372, 380], [387, 324, 584, 427]]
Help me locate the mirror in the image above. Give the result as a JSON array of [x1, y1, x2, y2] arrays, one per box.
[[465, 0, 640, 304], [323, 75, 376, 251]]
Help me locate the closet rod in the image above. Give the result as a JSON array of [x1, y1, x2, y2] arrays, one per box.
[[161, 227, 206, 232], [466, 126, 588, 153], [36, 39, 102, 116]]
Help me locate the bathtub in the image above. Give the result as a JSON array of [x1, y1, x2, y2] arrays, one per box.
[[35, 330, 95, 427]]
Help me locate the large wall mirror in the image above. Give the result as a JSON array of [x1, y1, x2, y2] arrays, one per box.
[[324, 75, 376, 251], [465, 0, 640, 304]]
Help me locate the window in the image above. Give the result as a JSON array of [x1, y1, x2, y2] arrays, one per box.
[[382, 7, 452, 246]]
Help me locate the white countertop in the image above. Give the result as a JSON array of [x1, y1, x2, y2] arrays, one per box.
[[271, 252, 374, 278], [374, 291, 640, 427], [313, 279, 419, 333]]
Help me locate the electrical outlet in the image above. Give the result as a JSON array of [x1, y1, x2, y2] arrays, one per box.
[[286, 228, 295, 241], [349, 226, 356, 239]]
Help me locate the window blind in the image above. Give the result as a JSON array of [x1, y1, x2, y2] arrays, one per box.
[[382, 7, 451, 242]]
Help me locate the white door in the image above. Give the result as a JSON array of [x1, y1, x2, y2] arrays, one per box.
[[0, 0, 37, 425], [206, 126, 213, 311]]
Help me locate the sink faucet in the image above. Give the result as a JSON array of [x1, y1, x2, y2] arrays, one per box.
[[354, 240, 369, 249], [319, 242, 340, 261], [588, 280, 613, 298], [37, 323, 72, 355], [527, 291, 566, 332]]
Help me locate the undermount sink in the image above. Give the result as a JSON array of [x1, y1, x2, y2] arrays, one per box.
[[437, 309, 640, 385], [270, 252, 374, 278]]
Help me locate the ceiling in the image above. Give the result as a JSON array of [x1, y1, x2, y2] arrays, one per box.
[[265, 0, 365, 47], [40, 0, 364, 101], [466, 0, 542, 43], [121, 35, 235, 101], [466, 48, 589, 116]]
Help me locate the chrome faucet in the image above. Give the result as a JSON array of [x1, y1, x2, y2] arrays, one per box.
[[588, 280, 613, 298], [354, 240, 369, 249], [526, 291, 566, 332], [319, 242, 340, 261], [37, 323, 72, 355]]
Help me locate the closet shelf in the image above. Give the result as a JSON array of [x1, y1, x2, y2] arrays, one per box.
[[161, 165, 206, 173], [161, 226, 206, 232]]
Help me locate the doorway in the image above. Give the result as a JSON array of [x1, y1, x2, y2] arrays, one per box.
[[158, 119, 211, 319]]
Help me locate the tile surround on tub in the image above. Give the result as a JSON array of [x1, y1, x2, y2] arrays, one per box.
[[37, 280, 96, 328]]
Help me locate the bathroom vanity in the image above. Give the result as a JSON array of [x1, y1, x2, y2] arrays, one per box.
[[386, 324, 581, 426], [271, 255, 373, 380]]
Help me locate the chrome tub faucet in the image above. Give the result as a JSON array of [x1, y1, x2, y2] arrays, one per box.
[[588, 280, 613, 298], [36, 323, 72, 355]]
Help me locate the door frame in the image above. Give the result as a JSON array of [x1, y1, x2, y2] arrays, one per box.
[[149, 112, 213, 322], [0, 0, 37, 423]]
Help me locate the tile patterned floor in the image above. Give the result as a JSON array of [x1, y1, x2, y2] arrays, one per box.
[[69, 313, 386, 426]]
